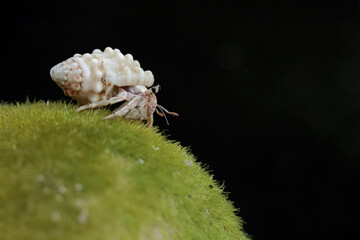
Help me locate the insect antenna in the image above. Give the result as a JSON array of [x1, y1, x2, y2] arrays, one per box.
[[156, 106, 169, 125], [158, 105, 179, 116], [156, 104, 179, 125]]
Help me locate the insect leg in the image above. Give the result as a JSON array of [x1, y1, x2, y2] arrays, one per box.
[[146, 114, 154, 127], [103, 95, 142, 120], [105, 85, 115, 99], [76, 88, 128, 112]]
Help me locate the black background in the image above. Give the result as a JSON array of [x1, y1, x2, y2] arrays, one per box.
[[1, 1, 360, 239]]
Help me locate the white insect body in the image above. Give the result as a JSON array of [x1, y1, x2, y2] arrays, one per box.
[[50, 47, 177, 127]]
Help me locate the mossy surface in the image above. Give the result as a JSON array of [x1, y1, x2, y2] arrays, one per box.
[[0, 101, 249, 240]]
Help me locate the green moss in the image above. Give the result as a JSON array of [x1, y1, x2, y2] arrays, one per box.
[[0, 101, 249, 240]]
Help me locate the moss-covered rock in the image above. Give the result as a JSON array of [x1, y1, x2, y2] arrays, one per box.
[[0, 101, 249, 240]]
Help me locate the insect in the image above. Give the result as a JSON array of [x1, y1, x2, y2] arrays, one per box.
[[50, 47, 178, 127]]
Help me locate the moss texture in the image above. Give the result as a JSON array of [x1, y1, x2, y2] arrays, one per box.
[[0, 101, 249, 240]]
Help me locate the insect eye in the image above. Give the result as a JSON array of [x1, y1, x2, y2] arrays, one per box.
[[152, 85, 161, 93]]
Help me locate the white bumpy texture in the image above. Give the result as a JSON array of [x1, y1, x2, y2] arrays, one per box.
[[50, 47, 154, 103]]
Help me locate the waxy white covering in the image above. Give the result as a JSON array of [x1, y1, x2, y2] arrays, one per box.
[[50, 47, 154, 103]]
